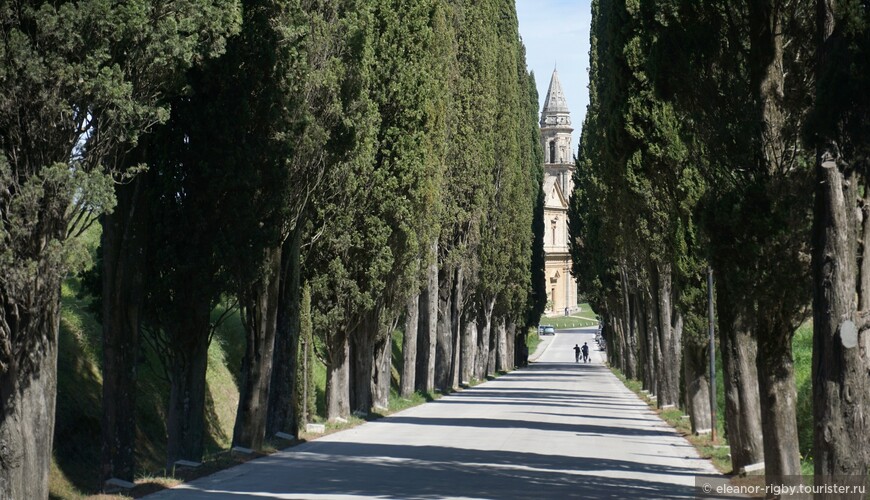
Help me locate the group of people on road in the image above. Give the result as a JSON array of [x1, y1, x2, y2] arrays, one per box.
[[573, 342, 590, 363]]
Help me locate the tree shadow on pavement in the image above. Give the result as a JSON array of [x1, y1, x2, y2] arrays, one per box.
[[148, 442, 735, 499]]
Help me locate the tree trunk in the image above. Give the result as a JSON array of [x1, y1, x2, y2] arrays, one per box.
[[654, 264, 679, 408], [461, 316, 476, 385], [607, 316, 620, 371], [349, 318, 375, 414], [266, 228, 302, 438], [813, 151, 870, 486], [415, 241, 438, 393], [684, 337, 711, 434], [100, 177, 148, 483], [755, 322, 801, 477], [165, 303, 211, 470], [600, 312, 612, 365], [515, 325, 529, 368], [672, 310, 684, 403], [606, 296, 624, 372], [415, 290, 432, 393], [505, 320, 516, 370], [401, 293, 419, 397], [326, 334, 350, 421], [747, 0, 803, 481], [475, 297, 496, 380], [371, 318, 393, 411], [0, 287, 60, 500], [371, 335, 391, 411], [495, 318, 508, 372], [626, 292, 640, 379], [619, 266, 632, 375], [811, 2, 870, 489], [297, 283, 315, 425], [435, 266, 453, 391], [449, 267, 464, 389], [643, 291, 658, 395], [487, 310, 500, 377], [417, 238, 439, 392], [233, 245, 282, 450], [636, 295, 651, 391], [617, 315, 628, 374], [718, 287, 765, 472]]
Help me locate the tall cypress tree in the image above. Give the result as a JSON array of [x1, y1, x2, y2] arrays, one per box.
[[347, 0, 448, 412], [807, 0, 870, 487], [644, 0, 815, 477], [525, 70, 547, 334], [0, 1, 239, 494], [136, 0, 310, 459], [436, 0, 500, 388]]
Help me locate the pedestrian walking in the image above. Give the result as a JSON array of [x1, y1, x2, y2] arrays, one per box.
[[581, 342, 590, 363], [573, 344, 581, 363]]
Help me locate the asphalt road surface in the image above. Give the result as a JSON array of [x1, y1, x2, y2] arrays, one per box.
[[148, 326, 727, 499]]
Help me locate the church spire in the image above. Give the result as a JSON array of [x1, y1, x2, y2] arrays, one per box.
[[542, 69, 569, 116], [539, 68, 573, 165]]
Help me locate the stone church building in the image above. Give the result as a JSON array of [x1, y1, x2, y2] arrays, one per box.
[[540, 69, 579, 315]]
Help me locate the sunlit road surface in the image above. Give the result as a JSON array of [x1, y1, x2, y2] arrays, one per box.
[[148, 326, 731, 499]]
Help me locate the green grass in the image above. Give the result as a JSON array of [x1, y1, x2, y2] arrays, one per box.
[[793, 322, 813, 471], [540, 303, 599, 329], [53, 280, 104, 497], [51, 279, 246, 498], [526, 328, 542, 354], [51, 226, 509, 498]]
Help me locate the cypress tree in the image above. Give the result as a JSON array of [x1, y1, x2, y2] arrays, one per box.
[[807, 0, 870, 487], [0, 0, 239, 494]]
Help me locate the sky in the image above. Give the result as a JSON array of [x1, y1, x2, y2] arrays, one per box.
[[515, 0, 592, 150]]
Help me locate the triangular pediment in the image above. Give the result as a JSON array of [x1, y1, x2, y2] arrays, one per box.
[[543, 177, 569, 209]]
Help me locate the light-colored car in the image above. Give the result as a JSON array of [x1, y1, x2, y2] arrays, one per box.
[[540, 325, 555, 336]]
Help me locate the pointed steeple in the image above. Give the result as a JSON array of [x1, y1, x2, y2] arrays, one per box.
[[540, 67, 573, 165], [542, 69, 570, 115]]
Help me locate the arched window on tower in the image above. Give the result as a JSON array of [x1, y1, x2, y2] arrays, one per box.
[[550, 141, 556, 164]]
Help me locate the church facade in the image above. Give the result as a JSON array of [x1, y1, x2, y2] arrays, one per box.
[[540, 69, 579, 315]]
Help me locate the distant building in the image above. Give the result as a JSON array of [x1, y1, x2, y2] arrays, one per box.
[[540, 69, 578, 315]]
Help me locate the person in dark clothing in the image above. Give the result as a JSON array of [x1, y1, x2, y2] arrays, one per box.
[[573, 344, 581, 363], [581, 342, 590, 363]]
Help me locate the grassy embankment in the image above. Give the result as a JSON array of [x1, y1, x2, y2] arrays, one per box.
[[50, 226, 440, 498]]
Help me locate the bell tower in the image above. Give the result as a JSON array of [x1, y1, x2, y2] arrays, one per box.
[[540, 69, 574, 195], [539, 68, 578, 316]]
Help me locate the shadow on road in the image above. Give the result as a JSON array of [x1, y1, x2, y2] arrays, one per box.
[[148, 351, 735, 499], [163, 442, 718, 499]]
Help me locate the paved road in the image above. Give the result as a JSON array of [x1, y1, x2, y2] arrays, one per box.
[[149, 327, 725, 499]]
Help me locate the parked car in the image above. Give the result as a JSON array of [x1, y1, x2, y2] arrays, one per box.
[[540, 325, 555, 336]]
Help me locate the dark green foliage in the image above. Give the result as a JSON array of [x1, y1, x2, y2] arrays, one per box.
[[34, 0, 544, 487], [806, 0, 870, 156], [574, 0, 819, 476], [569, 0, 621, 315], [303, 0, 457, 413], [525, 70, 547, 328], [477, 0, 538, 324], [0, 0, 240, 495]]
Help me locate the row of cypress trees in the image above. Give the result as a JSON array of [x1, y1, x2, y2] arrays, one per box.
[[571, 0, 869, 490], [0, 0, 545, 496]]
